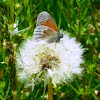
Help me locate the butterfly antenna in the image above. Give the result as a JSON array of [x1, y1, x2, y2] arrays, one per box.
[[60, 39, 65, 47]]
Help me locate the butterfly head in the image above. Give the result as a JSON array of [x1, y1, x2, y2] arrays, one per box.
[[55, 32, 63, 43]]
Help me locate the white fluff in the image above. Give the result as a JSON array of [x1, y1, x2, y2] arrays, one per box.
[[16, 32, 84, 90]]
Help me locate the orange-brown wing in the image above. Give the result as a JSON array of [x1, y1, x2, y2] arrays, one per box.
[[36, 11, 59, 33]]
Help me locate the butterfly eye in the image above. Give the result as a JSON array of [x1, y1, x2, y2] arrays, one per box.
[[60, 34, 63, 38]]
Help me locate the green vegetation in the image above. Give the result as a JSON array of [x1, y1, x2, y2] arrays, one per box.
[[0, 0, 100, 100]]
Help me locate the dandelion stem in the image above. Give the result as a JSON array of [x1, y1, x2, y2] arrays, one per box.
[[12, 91, 17, 100], [21, 87, 25, 100], [48, 77, 53, 100]]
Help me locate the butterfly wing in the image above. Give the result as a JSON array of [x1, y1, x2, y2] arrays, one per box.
[[34, 25, 60, 43], [36, 11, 59, 33]]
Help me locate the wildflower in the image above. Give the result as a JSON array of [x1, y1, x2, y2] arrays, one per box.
[[9, 23, 18, 35], [16, 32, 84, 90], [8, 22, 31, 35]]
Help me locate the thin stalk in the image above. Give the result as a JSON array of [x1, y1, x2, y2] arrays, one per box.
[[4, 20, 17, 100], [58, 0, 62, 29], [9, 1, 17, 100], [48, 77, 53, 100], [78, 8, 81, 41], [67, 0, 73, 34], [92, 92, 99, 100], [24, 0, 26, 7], [0, 69, 3, 79], [83, 75, 86, 99], [68, 83, 80, 95], [79, 8, 80, 35], [94, 72, 100, 77], [12, 91, 17, 100], [90, 0, 99, 35], [92, 83, 100, 91], [86, 75, 92, 93], [21, 87, 25, 100], [5, 83, 10, 98], [10, 0, 14, 23], [43, 83, 46, 100]]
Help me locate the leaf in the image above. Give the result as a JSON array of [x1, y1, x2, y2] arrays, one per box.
[[82, 17, 92, 32]]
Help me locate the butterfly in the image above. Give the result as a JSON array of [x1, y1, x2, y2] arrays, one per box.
[[34, 11, 63, 43]]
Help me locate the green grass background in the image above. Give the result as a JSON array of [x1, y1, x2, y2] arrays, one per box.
[[0, 0, 100, 100]]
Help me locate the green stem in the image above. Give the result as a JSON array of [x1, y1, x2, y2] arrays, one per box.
[[67, 0, 73, 34], [78, 8, 81, 41], [5, 83, 10, 98], [92, 83, 100, 91], [12, 91, 17, 100], [94, 72, 100, 77], [0, 69, 3, 79], [68, 83, 80, 95], [86, 75, 92, 93], [24, 0, 26, 7], [90, 0, 99, 35], [4, 18, 17, 100], [92, 92, 99, 100], [48, 77, 53, 100], [10, 0, 14, 24]]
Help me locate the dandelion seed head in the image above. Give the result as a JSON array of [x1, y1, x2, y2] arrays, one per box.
[[16, 32, 84, 89]]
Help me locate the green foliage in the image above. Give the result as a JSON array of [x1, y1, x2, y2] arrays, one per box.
[[0, 0, 100, 100]]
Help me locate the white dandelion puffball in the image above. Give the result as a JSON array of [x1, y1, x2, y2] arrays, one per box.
[[16, 33, 84, 89]]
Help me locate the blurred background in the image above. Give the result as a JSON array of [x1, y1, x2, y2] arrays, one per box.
[[0, 0, 100, 100]]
